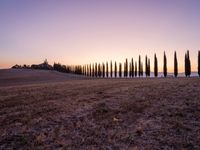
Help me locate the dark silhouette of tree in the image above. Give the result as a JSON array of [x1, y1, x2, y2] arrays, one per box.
[[138, 55, 141, 77], [125, 58, 128, 77], [174, 51, 178, 77], [154, 54, 158, 77], [53, 63, 70, 73], [131, 58, 134, 77], [163, 51, 167, 77], [84, 65, 86, 76], [86, 64, 90, 76], [89, 64, 91, 76], [185, 50, 191, 77], [145, 55, 148, 77], [148, 58, 150, 77], [98, 63, 101, 77], [185, 54, 187, 77], [92, 63, 94, 77], [198, 51, 200, 77], [119, 63, 122, 78], [102, 63, 105, 78], [145, 56, 150, 77], [114, 61, 117, 78], [135, 62, 137, 77], [110, 61, 113, 78], [95, 63, 97, 77], [129, 62, 131, 77], [85, 65, 86, 76], [106, 62, 108, 78]]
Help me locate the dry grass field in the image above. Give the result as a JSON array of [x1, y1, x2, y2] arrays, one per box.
[[0, 69, 200, 149]]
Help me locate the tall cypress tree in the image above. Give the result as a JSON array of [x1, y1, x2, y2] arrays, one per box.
[[185, 50, 191, 77], [135, 62, 137, 77], [198, 51, 200, 77], [90, 64, 92, 76], [185, 53, 187, 77], [174, 51, 178, 77], [129, 62, 131, 77], [119, 63, 122, 78], [95, 63, 97, 77], [154, 54, 158, 77], [163, 51, 167, 77], [110, 61, 113, 78], [131, 58, 134, 77], [139, 55, 141, 77], [98, 63, 100, 77], [102, 63, 105, 78], [115, 61, 117, 78], [148, 58, 150, 77], [86, 65, 88, 76], [126, 58, 128, 77], [145, 55, 148, 77], [106, 62, 108, 78]]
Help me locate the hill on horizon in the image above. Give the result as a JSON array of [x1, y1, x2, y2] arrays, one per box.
[[0, 69, 85, 87]]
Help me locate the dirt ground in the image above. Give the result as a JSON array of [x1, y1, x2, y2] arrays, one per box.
[[0, 69, 200, 149]]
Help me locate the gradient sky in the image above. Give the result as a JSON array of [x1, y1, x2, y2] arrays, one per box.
[[0, 0, 200, 72]]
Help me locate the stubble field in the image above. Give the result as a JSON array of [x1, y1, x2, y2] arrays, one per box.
[[0, 69, 200, 149]]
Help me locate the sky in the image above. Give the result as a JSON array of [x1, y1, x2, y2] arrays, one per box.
[[0, 0, 200, 72]]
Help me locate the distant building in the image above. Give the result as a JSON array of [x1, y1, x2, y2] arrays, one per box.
[[31, 59, 53, 70]]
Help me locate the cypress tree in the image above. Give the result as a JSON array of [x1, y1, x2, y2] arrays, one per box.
[[163, 51, 167, 77], [126, 58, 128, 77], [92, 64, 95, 77], [95, 63, 97, 77], [145, 55, 148, 77], [185, 53, 187, 77], [174, 51, 178, 77], [102, 63, 105, 78], [106, 62, 108, 78], [119, 63, 122, 78], [114, 61, 117, 78], [135, 62, 137, 77], [129, 62, 131, 77], [97, 63, 100, 77], [148, 58, 150, 77], [131, 58, 134, 77], [139, 55, 141, 77], [198, 51, 200, 77], [154, 54, 158, 77], [90, 64, 92, 76], [85, 65, 87, 76], [110, 61, 113, 78], [185, 50, 191, 77]]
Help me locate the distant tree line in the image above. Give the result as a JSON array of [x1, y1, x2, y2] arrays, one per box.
[[11, 50, 200, 78], [81, 50, 199, 78]]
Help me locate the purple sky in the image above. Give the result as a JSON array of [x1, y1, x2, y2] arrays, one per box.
[[0, 0, 200, 72]]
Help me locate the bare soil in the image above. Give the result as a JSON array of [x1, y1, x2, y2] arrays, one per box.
[[0, 69, 200, 149]]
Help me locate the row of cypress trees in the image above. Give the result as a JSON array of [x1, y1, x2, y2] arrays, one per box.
[[81, 50, 200, 78]]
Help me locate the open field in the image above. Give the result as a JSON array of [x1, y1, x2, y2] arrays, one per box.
[[0, 69, 200, 149]]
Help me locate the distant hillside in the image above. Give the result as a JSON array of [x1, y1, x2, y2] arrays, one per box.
[[0, 69, 86, 87]]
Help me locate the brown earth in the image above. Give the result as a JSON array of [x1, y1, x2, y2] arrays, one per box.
[[0, 69, 200, 149]]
